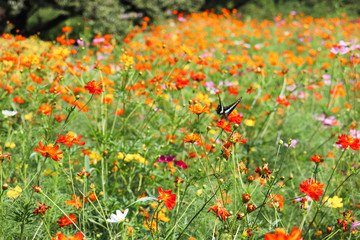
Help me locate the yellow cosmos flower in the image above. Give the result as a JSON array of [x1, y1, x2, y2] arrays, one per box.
[[123, 153, 148, 165], [117, 152, 125, 160], [5, 142, 16, 148], [24, 112, 33, 121], [89, 151, 102, 164], [244, 119, 256, 127], [323, 196, 343, 208], [7, 185, 22, 199], [120, 53, 135, 66]]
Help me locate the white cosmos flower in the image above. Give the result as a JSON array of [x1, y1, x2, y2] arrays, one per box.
[[2, 110, 18, 117], [106, 209, 128, 223]]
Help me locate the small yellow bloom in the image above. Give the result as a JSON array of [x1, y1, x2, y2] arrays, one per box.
[[324, 196, 343, 208], [244, 119, 256, 127], [120, 53, 135, 66], [5, 142, 16, 148], [89, 151, 102, 164], [7, 185, 22, 199], [117, 152, 125, 160], [24, 113, 33, 121], [124, 154, 133, 162]]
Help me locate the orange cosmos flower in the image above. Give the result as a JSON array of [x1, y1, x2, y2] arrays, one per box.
[[51, 232, 83, 240], [310, 155, 323, 163], [299, 178, 324, 201], [264, 227, 302, 240], [85, 192, 97, 202], [208, 202, 231, 220], [61, 26, 72, 33], [84, 80, 104, 94], [65, 195, 82, 209], [13, 96, 24, 104], [217, 119, 232, 133], [57, 131, 86, 148], [268, 194, 284, 210], [157, 187, 176, 210], [183, 133, 201, 143], [275, 96, 290, 107], [57, 213, 77, 228], [188, 103, 210, 115], [114, 108, 125, 116], [34, 141, 63, 161], [38, 103, 52, 115], [336, 134, 360, 150]]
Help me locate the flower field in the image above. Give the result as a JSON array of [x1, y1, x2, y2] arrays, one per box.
[[1, 9, 360, 239]]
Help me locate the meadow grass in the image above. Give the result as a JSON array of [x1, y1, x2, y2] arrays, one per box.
[[0, 9, 360, 240]]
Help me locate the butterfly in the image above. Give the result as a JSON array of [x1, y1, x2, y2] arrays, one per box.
[[216, 95, 242, 120]]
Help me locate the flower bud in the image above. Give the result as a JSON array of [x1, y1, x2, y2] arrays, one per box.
[[247, 203, 256, 212], [242, 193, 251, 203], [2, 183, 8, 190], [248, 175, 255, 183]]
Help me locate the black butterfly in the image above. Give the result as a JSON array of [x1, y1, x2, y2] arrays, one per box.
[[216, 95, 242, 120]]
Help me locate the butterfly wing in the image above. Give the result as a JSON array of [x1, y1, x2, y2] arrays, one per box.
[[216, 95, 224, 116], [223, 96, 242, 119]]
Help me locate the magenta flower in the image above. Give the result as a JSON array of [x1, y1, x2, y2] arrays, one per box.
[[175, 160, 188, 169], [156, 155, 175, 162]]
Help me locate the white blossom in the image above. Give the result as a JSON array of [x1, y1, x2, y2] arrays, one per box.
[[106, 209, 128, 223]]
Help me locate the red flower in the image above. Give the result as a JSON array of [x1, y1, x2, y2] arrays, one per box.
[[33, 202, 51, 215], [217, 119, 232, 133], [275, 96, 290, 107], [84, 80, 104, 94], [51, 232, 83, 240], [174, 160, 188, 169], [32, 185, 41, 192], [38, 103, 52, 115], [57, 132, 86, 148], [0, 146, 12, 163], [299, 178, 325, 201], [208, 202, 231, 220], [310, 155, 323, 163], [264, 227, 302, 240], [221, 145, 232, 160], [57, 213, 77, 228], [336, 134, 360, 150], [34, 141, 63, 161], [157, 187, 176, 210], [13, 96, 24, 104], [255, 163, 272, 179]]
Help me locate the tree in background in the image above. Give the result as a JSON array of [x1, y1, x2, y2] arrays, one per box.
[[0, 0, 359, 40], [0, 0, 204, 39]]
